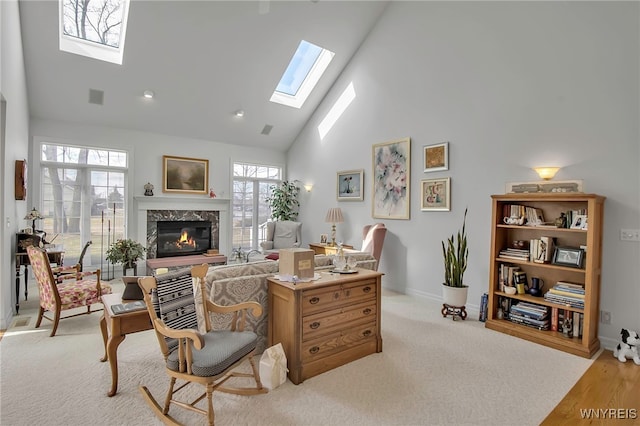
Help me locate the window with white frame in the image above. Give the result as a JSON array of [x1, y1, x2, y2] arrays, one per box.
[[39, 143, 128, 272], [232, 162, 282, 250]]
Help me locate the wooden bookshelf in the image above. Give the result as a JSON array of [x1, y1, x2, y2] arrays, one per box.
[[485, 193, 605, 358]]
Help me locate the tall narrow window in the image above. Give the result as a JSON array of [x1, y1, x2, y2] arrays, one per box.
[[40, 143, 128, 273], [232, 163, 282, 250]]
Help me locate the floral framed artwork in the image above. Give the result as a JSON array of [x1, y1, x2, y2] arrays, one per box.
[[337, 169, 364, 201], [372, 137, 410, 219], [423, 142, 449, 172], [162, 155, 209, 194], [421, 177, 451, 211]]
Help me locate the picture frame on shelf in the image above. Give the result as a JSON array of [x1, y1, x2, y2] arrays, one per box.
[[337, 169, 364, 201], [570, 214, 588, 230], [420, 177, 450, 211], [162, 155, 209, 195], [372, 137, 411, 219], [552, 247, 584, 268], [423, 142, 448, 172]]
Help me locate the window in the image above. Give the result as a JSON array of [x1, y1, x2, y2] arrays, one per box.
[[232, 163, 282, 250], [270, 40, 335, 109], [40, 143, 128, 272], [59, 0, 131, 65]]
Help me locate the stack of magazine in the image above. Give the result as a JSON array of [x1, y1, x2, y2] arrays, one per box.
[[509, 301, 550, 330], [544, 282, 585, 309]]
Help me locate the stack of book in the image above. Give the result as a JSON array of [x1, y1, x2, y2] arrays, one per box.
[[501, 204, 545, 226], [498, 248, 530, 261], [544, 281, 585, 309], [509, 301, 550, 330], [479, 293, 488, 322]]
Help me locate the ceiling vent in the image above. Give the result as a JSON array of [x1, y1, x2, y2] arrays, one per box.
[[261, 124, 273, 135], [88, 89, 104, 105]]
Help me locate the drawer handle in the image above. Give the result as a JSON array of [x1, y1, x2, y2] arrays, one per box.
[[363, 308, 372, 315], [309, 297, 320, 305], [363, 329, 372, 337], [309, 346, 320, 354], [310, 322, 320, 329], [345, 290, 351, 297], [363, 286, 372, 293]]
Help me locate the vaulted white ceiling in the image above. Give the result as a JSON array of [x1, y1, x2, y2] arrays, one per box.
[[18, 0, 389, 151]]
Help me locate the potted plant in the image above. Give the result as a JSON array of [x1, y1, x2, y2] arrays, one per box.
[[441, 208, 469, 308], [106, 238, 146, 275], [266, 181, 300, 221]]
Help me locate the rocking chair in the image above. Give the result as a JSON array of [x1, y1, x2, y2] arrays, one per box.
[[137, 264, 267, 426]]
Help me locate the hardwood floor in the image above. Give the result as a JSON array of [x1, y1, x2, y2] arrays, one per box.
[[542, 350, 640, 424]]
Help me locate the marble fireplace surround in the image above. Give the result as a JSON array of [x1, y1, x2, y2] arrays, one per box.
[[134, 196, 231, 258]]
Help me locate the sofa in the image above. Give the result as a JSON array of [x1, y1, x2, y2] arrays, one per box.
[[194, 252, 377, 354]]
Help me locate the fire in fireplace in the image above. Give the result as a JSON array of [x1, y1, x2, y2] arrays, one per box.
[[156, 220, 212, 258]]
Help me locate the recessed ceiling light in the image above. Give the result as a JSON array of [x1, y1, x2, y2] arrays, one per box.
[[235, 110, 245, 117], [143, 90, 154, 99]]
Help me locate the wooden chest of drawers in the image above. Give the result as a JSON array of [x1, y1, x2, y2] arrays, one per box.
[[267, 269, 383, 384]]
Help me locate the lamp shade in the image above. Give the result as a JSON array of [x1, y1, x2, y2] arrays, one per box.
[[533, 167, 560, 180], [325, 207, 344, 224]]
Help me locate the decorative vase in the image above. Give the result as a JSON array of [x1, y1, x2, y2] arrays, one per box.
[[442, 284, 469, 307]]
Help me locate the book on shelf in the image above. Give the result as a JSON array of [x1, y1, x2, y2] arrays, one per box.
[[110, 300, 147, 315], [551, 307, 559, 331], [513, 271, 528, 286], [573, 311, 582, 339]]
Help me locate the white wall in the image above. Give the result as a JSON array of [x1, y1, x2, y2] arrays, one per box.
[[1, 0, 31, 329], [288, 1, 639, 348]]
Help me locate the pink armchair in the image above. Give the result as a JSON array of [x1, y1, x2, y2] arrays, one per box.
[[361, 223, 387, 271], [27, 245, 111, 336]]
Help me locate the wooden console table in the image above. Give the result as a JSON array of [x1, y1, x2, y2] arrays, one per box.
[[99, 292, 153, 397], [267, 269, 382, 384], [308, 243, 353, 256]]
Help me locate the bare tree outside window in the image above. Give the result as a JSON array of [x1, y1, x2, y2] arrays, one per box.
[[62, 0, 125, 48]]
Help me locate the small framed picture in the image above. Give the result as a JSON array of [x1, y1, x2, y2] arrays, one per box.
[[552, 247, 584, 268], [570, 214, 588, 230], [320, 234, 328, 244], [421, 177, 451, 211], [423, 142, 449, 172], [337, 169, 364, 201]]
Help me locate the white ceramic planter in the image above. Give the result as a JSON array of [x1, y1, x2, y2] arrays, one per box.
[[442, 284, 469, 307]]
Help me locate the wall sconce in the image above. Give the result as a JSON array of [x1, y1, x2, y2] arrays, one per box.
[[534, 167, 560, 180], [304, 184, 313, 192]]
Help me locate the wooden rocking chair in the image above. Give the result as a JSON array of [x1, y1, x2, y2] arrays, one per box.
[[137, 264, 267, 426]]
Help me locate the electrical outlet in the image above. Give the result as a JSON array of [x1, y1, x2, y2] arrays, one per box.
[[620, 229, 640, 241], [600, 310, 611, 324]]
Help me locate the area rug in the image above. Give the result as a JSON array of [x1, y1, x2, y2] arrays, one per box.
[[0, 283, 593, 426]]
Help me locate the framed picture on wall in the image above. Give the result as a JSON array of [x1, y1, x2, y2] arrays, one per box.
[[420, 177, 451, 211], [162, 155, 209, 194], [372, 137, 411, 219], [337, 169, 364, 201], [423, 142, 449, 172]]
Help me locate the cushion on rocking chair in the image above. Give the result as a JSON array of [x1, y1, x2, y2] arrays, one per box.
[[166, 330, 258, 377]]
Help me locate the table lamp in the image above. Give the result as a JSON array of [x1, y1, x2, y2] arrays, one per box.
[[324, 207, 344, 246], [24, 207, 43, 231]]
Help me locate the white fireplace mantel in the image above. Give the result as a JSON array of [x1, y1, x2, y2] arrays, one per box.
[[134, 196, 231, 255]]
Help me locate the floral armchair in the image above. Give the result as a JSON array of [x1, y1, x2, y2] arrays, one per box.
[[27, 245, 111, 337]]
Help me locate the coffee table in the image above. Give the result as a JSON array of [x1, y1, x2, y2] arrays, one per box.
[[99, 292, 153, 396]]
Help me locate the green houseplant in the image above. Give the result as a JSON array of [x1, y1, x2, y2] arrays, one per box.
[[106, 238, 146, 274], [441, 208, 469, 308], [266, 181, 300, 221]]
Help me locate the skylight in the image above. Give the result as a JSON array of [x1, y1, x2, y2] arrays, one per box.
[[270, 40, 335, 109], [59, 0, 130, 65]]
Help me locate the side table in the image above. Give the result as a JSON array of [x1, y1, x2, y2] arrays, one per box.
[[99, 292, 153, 397]]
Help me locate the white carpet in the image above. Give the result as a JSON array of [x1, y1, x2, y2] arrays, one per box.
[[0, 281, 593, 426]]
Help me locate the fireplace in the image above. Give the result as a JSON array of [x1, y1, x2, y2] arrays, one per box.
[[156, 220, 212, 258]]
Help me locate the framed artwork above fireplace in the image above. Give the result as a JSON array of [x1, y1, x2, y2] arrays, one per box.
[[163, 155, 209, 194]]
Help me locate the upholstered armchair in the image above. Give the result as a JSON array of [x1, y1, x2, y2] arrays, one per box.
[[259, 220, 302, 254], [27, 245, 111, 336], [361, 223, 387, 271]]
